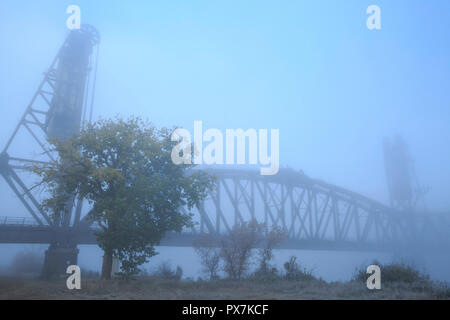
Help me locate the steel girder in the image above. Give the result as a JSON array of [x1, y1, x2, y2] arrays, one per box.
[[1, 167, 449, 251], [187, 168, 450, 250]]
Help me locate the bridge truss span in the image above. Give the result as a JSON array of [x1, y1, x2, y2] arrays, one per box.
[[184, 168, 449, 251]]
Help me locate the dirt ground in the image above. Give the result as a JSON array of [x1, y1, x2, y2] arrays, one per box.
[[1, 276, 449, 300]]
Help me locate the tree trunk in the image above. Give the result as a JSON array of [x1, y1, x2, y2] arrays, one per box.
[[101, 249, 113, 280]]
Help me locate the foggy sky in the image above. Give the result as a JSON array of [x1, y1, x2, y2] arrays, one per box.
[[1, 0, 449, 212]]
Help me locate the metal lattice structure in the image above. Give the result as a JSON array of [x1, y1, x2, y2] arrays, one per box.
[[0, 25, 100, 276], [2, 167, 449, 251], [178, 168, 450, 251], [1, 26, 449, 257], [0, 25, 100, 229]]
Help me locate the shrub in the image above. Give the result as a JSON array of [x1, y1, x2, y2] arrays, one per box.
[[353, 260, 429, 284], [431, 281, 450, 299], [251, 266, 280, 281], [254, 226, 285, 280], [220, 220, 263, 279], [193, 234, 221, 280], [153, 262, 183, 281], [283, 256, 316, 281]]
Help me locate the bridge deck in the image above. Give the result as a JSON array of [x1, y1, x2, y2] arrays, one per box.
[[0, 224, 425, 252]]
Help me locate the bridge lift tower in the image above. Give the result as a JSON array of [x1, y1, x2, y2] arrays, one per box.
[[383, 135, 427, 212], [0, 25, 100, 277]]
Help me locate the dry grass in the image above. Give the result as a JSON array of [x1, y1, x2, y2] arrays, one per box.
[[1, 276, 448, 300]]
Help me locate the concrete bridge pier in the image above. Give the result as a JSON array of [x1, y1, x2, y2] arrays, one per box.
[[41, 243, 79, 279]]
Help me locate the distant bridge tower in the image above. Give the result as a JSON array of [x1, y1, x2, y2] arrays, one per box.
[[46, 25, 99, 140], [383, 135, 417, 211], [0, 25, 100, 277]]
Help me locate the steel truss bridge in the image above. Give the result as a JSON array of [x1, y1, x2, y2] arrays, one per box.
[[1, 167, 449, 252], [0, 24, 449, 278]]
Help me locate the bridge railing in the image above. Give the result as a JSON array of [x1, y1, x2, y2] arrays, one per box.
[[0, 216, 44, 226]]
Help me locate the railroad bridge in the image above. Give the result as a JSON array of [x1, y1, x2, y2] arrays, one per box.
[[1, 26, 449, 276], [1, 167, 449, 251]]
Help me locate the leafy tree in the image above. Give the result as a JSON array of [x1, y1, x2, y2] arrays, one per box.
[[34, 117, 215, 279]]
